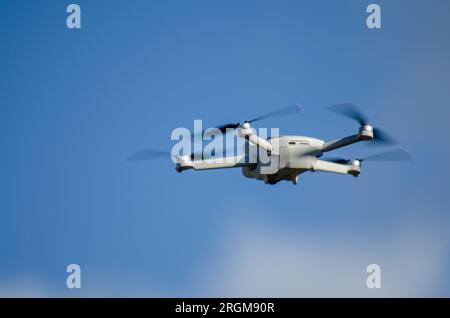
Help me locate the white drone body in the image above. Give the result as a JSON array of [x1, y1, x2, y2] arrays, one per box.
[[176, 122, 374, 185], [130, 103, 410, 185]]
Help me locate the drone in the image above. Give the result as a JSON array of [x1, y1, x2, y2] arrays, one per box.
[[129, 103, 411, 185]]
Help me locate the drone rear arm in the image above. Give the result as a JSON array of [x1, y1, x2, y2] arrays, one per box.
[[322, 134, 360, 152], [322, 126, 374, 152]]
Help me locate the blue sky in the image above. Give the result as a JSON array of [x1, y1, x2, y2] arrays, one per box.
[[1, 0, 450, 296]]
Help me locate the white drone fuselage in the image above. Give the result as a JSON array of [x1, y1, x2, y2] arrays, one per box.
[[176, 123, 374, 185]]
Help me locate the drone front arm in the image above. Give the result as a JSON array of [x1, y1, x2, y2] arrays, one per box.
[[176, 155, 249, 172], [237, 123, 273, 152]]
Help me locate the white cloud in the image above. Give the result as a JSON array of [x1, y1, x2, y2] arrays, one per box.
[[197, 215, 450, 297], [2, 215, 448, 297], [0, 275, 50, 298]]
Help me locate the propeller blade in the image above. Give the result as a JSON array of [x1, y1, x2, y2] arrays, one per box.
[[327, 103, 398, 146], [248, 104, 303, 123], [322, 149, 412, 164], [326, 103, 368, 126], [360, 149, 412, 162], [371, 127, 397, 145], [201, 104, 302, 136], [194, 123, 239, 138], [210, 123, 240, 134], [127, 148, 170, 161]]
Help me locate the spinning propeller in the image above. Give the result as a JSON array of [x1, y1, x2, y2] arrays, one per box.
[[324, 149, 412, 165], [327, 103, 397, 146], [203, 104, 303, 135], [128, 104, 303, 161], [127, 149, 171, 161], [127, 149, 205, 161]]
